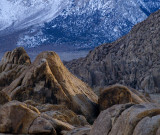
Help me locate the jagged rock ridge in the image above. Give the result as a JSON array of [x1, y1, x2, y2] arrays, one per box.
[[65, 9, 160, 93]]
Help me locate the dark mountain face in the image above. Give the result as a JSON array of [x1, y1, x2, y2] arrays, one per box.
[[65, 9, 160, 93], [0, 0, 160, 53]]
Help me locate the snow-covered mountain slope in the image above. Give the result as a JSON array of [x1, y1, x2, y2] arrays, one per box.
[[0, 0, 160, 50], [0, 0, 69, 31]]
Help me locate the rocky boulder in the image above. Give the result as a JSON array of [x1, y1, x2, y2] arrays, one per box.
[[90, 103, 160, 135], [98, 84, 151, 111], [98, 84, 132, 111], [0, 101, 39, 134], [29, 116, 57, 134], [0, 100, 76, 134], [25, 101, 89, 127]]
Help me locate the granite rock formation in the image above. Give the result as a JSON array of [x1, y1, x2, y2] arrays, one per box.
[[0, 47, 98, 121], [0, 48, 99, 134], [65, 9, 160, 93], [98, 84, 151, 111], [24, 100, 89, 127], [0, 47, 31, 90], [0, 100, 75, 134], [1, 48, 98, 121], [0, 47, 159, 135], [90, 103, 160, 135]]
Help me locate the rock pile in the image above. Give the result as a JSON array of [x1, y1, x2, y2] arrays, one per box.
[[0, 47, 159, 135], [0, 48, 98, 121], [90, 103, 160, 135], [0, 48, 98, 134]]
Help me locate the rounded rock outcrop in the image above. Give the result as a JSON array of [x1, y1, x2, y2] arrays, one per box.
[[98, 84, 151, 111], [98, 85, 132, 111]]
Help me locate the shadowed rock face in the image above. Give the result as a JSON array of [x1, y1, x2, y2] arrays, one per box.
[[0, 91, 11, 105], [0, 48, 98, 121], [0, 101, 40, 134], [65, 9, 160, 93]]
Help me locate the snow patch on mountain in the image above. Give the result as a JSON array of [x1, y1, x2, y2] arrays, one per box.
[[0, 0, 69, 31]]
